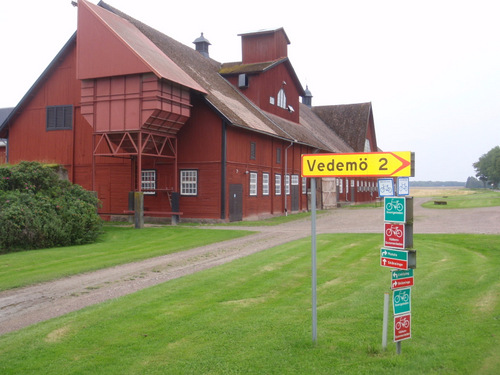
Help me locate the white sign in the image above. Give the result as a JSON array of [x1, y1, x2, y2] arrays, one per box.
[[378, 178, 394, 197], [397, 177, 410, 196]]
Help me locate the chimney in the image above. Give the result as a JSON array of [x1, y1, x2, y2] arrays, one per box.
[[193, 32, 211, 58], [302, 85, 313, 108]]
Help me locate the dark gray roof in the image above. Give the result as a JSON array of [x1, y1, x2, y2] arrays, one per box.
[[312, 103, 373, 152], [0, 107, 14, 126]]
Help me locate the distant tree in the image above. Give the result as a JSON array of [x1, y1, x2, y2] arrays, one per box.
[[465, 176, 483, 189], [473, 146, 500, 189]]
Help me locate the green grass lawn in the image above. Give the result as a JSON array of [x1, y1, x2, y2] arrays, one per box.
[[1, 233, 499, 374], [421, 189, 500, 209], [0, 226, 252, 291]]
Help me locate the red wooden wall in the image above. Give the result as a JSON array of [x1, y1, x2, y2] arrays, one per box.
[[241, 30, 289, 64]]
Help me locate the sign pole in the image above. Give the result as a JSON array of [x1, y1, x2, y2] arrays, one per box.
[[382, 292, 389, 349], [311, 177, 317, 344]]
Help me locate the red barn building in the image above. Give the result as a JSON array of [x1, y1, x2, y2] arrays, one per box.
[[0, 0, 379, 221]]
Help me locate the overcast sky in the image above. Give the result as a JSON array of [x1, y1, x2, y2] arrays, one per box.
[[1, 0, 498, 182]]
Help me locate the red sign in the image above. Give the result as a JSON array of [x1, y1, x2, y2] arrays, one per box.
[[391, 277, 414, 290], [384, 223, 405, 249], [394, 313, 411, 342], [380, 248, 412, 270], [381, 257, 407, 269]]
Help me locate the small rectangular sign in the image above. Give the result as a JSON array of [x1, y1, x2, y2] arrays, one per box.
[[378, 178, 394, 197], [393, 287, 411, 315], [384, 197, 406, 223], [394, 313, 411, 342], [397, 177, 410, 196], [381, 248, 408, 270], [384, 223, 405, 249], [391, 269, 414, 290]]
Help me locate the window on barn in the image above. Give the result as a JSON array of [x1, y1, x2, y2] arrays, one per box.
[[277, 88, 287, 109], [141, 169, 156, 195], [275, 174, 282, 195], [276, 148, 281, 164], [285, 174, 290, 195], [262, 173, 269, 196], [46, 105, 73, 130], [250, 142, 256, 160], [180, 170, 198, 196], [302, 177, 307, 194], [249, 172, 258, 196]]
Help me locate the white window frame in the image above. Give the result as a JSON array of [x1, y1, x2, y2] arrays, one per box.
[[249, 172, 258, 196], [180, 170, 198, 196], [277, 88, 287, 109], [262, 173, 270, 196], [302, 177, 307, 195], [275, 174, 282, 196], [141, 169, 156, 195], [285, 174, 290, 195]]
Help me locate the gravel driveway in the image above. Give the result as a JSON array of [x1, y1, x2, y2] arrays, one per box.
[[1, 197, 499, 335]]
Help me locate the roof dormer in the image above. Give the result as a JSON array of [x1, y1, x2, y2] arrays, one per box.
[[238, 28, 290, 64]]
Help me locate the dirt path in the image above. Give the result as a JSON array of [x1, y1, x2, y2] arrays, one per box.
[[1, 198, 499, 335]]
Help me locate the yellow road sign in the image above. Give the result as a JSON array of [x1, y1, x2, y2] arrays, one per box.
[[301, 152, 414, 178]]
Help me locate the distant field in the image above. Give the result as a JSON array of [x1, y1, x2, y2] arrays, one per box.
[[411, 186, 474, 197]]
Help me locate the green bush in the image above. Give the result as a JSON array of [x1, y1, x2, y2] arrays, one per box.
[[0, 162, 102, 252]]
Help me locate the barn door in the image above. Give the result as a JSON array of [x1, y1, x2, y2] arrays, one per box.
[[291, 185, 299, 212], [229, 184, 243, 222]]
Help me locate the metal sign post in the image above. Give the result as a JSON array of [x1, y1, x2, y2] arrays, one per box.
[[302, 151, 414, 347], [311, 177, 317, 344]]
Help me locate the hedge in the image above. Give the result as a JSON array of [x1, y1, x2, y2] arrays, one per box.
[[0, 161, 102, 252]]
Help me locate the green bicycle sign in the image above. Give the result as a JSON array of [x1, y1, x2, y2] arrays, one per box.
[[384, 197, 406, 223]]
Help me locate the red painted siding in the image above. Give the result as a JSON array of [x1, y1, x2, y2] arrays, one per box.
[[81, 74, 191, 134], [241, 30, 288, 64], [7, 44, 79, 167]]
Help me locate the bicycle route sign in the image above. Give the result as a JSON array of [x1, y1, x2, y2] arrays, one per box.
[[391, 269, 414, 290], [384, 197, 406, 223], [394, 313, 411, 342], [393, 287, 411, 315], [384, 223, 405, 249], [380, 248, 411, 270]]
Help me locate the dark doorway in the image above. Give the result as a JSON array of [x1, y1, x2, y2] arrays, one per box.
[[229, 184, 243, 222], [291, 185, 299, 212]]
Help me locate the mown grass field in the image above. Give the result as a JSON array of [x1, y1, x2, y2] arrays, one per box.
[[0, 226, 252, 291], [1, 233, 499, 374]]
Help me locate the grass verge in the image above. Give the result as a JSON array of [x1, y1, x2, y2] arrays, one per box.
[[1, 233, 499, 374], [0, 226, 252, 291]]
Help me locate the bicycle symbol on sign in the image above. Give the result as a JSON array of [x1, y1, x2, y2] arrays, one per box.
[[395, 316, 410, 330], [394, 291, 409, 304], [386, 199, 404, 212], [379, 183, 393, 195], [385, 224, 403, 238]]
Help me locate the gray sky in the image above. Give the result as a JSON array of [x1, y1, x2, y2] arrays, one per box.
[[1, 0, 498, 182]]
